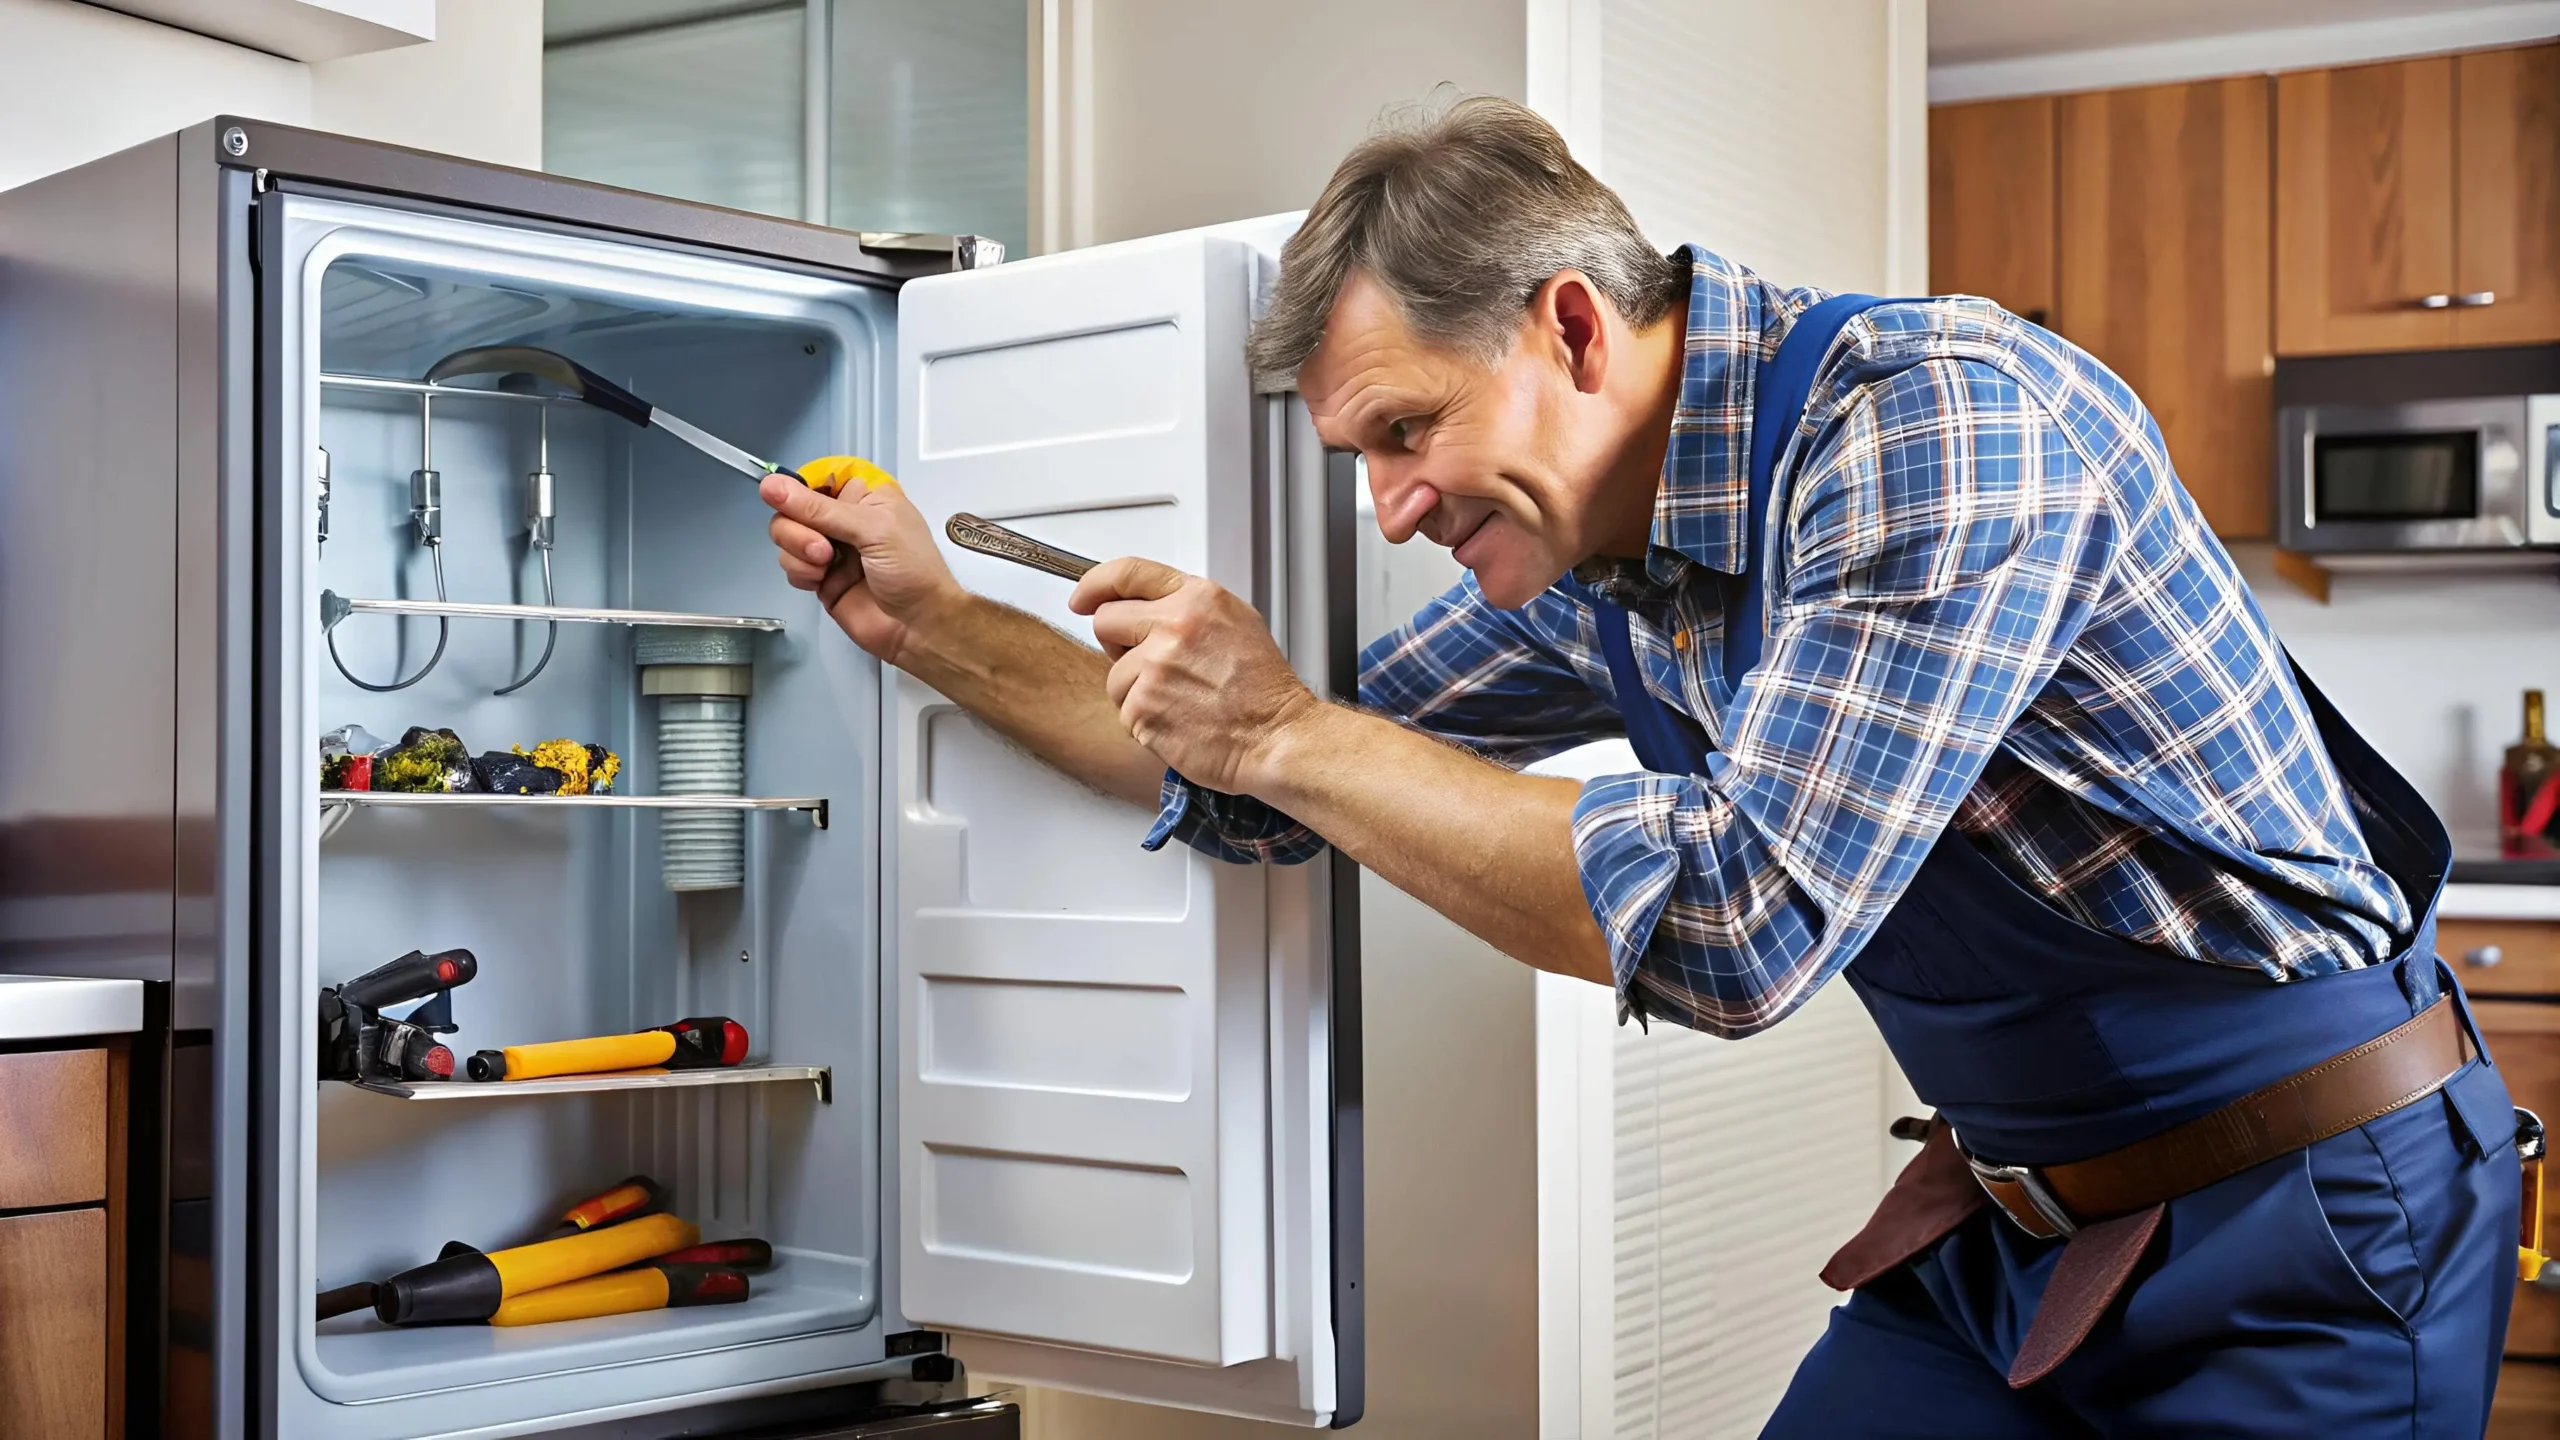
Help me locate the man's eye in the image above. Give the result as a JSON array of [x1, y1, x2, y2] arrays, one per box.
[[1390, 417, 1422, 448]]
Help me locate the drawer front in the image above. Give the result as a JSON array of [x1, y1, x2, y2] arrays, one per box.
[[2437, 919, 2560, 998], [2475, 1001, 2560, 1357], [0, 1047, 107, 1210], [0, 1206, 106, 1440]]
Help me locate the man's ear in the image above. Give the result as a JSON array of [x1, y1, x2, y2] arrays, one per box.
[[1534, 270, 1611, 396]]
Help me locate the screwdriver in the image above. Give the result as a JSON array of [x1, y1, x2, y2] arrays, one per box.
[[467, 1016, 749, 1083], [420, 346, 893, 565]]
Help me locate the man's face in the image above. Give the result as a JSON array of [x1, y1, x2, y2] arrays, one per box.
[[1300, 272, 1634, 608]]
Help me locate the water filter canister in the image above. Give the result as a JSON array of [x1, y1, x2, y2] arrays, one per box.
[[635, 627, 755, 891]]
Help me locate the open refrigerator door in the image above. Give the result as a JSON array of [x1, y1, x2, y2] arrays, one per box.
[[890, 224, 1361, 1427]]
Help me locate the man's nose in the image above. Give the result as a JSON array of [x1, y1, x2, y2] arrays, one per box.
[[1368, 459, 1438, 545]]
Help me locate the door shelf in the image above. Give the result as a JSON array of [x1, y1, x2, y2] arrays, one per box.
[[319, 792, 828, 829], [321, 591, 785, 632], [341, 1063, 832, 1103]]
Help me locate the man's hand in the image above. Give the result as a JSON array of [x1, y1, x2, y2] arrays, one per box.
[[1072, 559, 1316, 796], [761, 474, 962, 665]]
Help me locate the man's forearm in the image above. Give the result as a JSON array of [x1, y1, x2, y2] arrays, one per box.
[[894, 595, 1165, 808], [1255, 703, 1614, 987]]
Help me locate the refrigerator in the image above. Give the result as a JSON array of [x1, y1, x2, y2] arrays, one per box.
[[0, 117, 1362, 1439]]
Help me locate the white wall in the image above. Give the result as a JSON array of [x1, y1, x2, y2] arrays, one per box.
[[0, 0, 311, 193], [1029, 0, 1528, 254], [310, 0, 543, 169], [0, 0, 540, 198], [2238, 550, 2560, 857], [1530, 2, 1930, 1436]]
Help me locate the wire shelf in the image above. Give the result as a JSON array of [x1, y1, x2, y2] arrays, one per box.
[[320, 792, 829, 829], [321, 592, 784, 632]]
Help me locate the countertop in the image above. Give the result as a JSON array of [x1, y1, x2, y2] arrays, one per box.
[[0, 975, 144, 1041]]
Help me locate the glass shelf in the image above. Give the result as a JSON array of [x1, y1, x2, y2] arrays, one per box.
[[321, 591, 783, 632], [343, 1063, 832, 1103]]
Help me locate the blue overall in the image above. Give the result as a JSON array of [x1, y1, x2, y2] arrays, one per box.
[[1588, 297, 2522, 1435]]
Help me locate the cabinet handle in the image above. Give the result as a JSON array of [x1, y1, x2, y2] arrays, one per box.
[[2456, 291, 2498, 307], [2465, 944, 2504, 968], [2417, 293, 2455, 309]]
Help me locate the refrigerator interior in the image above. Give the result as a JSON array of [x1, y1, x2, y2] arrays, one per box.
[[281, 203, 901, 1425]]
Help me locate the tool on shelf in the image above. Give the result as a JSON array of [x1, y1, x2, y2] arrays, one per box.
[[657, 1238, 773, 1272], [487, 1260, 751, 1327], [374, 1212, 700, 1325], [467, 1016, 749, 1083], [327, 389, 452, 692], [945, 512, 1098, 582], [316, 1238, 481, 1322], [496, 402, 561, 696], [314, 1176, 676, 1321], [554, 1175, 667, 1237], [317, 947, 478, 1086]]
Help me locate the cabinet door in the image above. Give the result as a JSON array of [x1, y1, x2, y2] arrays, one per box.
[[1930, 97, 2057, 324], [2058, 77, 2273, 539], [2456, 41, 2560, 347], [2476, 999, 2559, 1357], [2276, 56, 2460, 354], [0, 1207, 106, 1439]]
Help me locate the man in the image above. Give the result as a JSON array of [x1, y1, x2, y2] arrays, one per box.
[[764, 97, 2523, 1435]]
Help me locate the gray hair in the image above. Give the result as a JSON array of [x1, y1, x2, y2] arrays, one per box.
[[1246, 94, 1685, 392]]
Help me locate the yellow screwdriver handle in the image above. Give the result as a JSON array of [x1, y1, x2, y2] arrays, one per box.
[[796, 455, 897, 498]]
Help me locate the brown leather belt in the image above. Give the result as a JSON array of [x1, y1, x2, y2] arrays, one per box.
[[1821, 994, 2475, 1388]]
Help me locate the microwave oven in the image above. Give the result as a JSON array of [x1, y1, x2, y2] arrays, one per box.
[[2277, 393, 2560, 553]]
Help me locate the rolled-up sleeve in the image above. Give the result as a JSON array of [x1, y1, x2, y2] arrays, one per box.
[[1147, 573, 1620, 864], [1574, 360, 2118, 1035]]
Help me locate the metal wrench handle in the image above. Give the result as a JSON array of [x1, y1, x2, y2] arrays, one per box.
[[945, 513, 1098, 581]]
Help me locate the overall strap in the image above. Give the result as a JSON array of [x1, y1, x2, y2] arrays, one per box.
[[1595, 293, 1891, 774]]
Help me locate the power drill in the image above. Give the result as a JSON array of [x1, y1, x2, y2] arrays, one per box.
[[318, 948, 478, 1084]]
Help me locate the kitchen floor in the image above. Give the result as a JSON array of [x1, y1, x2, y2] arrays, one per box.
[[2495, 1361, 2560, 1437]]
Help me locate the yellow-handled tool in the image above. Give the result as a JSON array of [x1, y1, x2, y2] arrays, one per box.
[[488, 1261, 751, 1327], [467, 1016, 749, 1083], [374, 1212, 699, 1325], [2523, 1107, 2549, 1283]]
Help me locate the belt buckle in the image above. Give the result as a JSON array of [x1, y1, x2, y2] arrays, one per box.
[[1966, 1153, 2080, 1239]]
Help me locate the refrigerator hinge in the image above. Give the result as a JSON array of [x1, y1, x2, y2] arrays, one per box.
[[856, 231, 1005, 272]]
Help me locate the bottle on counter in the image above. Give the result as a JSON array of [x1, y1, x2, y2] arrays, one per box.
[[2500, 688, 2560, 858]]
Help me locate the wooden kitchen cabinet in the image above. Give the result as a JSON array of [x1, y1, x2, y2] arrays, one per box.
[[2277, 44, 2560, 354], [1929, 96, 2057, 324], [2057, 77, 2274, 539], [2455, 41, 2560, 348], [2275, 55, 2460, 354], [0, 1207, 107, 1439], [2475, 997, 2560, 1359], [2441, 917, 2560, 1364]]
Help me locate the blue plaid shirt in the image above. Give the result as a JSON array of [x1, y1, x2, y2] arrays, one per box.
[[1144, 247, 2412, 1036]]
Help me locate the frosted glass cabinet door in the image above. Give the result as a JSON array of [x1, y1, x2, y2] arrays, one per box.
[[545, 8, 806, 220], [830, 0, 1028, 260]]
